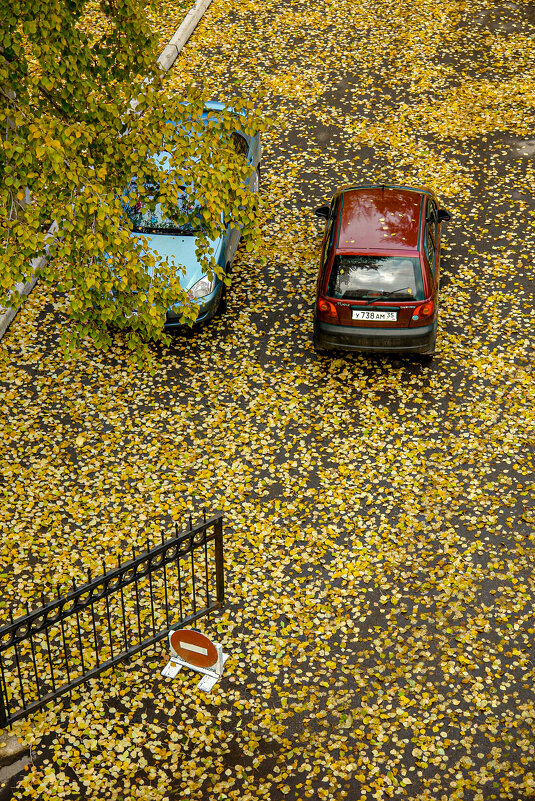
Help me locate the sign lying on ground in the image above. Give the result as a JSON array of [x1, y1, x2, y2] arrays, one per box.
[[161, 628, 228, 691]]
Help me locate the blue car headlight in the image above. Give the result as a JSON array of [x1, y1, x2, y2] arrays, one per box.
[[187, 275, 215, 300]]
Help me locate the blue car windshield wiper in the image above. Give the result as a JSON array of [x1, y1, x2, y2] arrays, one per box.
[[361, 288, 412, 304], [134, 225, 199, 235]]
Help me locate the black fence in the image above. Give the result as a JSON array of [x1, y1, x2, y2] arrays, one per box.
[[0, 512, 224, 727]]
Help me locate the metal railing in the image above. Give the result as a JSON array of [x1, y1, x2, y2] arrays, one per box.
[[0, 512, 224, 727]]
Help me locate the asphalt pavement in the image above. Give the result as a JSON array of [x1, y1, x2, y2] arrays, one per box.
[[1, 0, 535, 799]]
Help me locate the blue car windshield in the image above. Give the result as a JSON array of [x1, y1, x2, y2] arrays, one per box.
[[124, 181, 201, 235]]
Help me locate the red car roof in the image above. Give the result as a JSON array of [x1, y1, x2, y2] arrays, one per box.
[[337, 186, 423, 253]]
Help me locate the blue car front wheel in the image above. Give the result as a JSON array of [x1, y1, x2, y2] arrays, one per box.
[[218, 281, 228, 315]]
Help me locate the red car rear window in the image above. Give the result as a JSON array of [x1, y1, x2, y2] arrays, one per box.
[[327, 255, 424, 301]]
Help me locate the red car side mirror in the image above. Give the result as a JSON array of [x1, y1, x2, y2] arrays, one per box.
[[315, 205, 330, 220]]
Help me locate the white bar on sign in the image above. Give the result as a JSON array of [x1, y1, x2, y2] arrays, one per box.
[[180, 641, 208, 656]]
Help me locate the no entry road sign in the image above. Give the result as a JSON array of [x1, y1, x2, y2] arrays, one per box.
[[169, 629, 218, 669], [163, 628, 229, 690]]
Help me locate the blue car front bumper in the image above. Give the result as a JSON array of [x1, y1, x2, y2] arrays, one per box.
[[164, 282, 224, 329]]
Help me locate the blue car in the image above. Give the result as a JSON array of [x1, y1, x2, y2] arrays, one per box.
[[124, 101, 261, 327]]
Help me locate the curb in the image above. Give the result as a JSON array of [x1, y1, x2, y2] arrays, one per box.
[[0, 0, 214, 343], [0, 732, 29, 801], [0, 734, 26, 769], [158, 0, 214, 71], [0, 261, 41, 341]]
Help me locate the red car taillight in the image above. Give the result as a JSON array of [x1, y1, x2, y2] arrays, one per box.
[[317, 298, 339, 319], [413, 300, 434, 320]]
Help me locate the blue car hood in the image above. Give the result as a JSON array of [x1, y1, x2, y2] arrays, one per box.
[[137, 233, 222, 290]]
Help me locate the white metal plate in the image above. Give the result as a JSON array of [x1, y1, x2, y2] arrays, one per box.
[[197, 673, 219, 692], [161, 660, 182, 679]]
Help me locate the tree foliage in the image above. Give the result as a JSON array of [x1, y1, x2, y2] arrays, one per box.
[[0, 0, 263, 354]]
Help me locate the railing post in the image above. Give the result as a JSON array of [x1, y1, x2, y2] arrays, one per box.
[[0, 667, 7, 729], [214, 514, 224, 605]]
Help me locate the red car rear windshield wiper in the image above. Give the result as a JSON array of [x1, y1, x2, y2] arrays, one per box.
[[361, 288, 412, 304]]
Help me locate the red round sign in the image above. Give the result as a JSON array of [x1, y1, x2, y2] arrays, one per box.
[[170, 629, 218, 669]]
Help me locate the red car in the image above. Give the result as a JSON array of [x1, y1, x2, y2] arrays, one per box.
[[313, 184, 451, 357]]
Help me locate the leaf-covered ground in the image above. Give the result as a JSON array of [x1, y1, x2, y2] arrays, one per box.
[[2, 0, 535, 798]]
